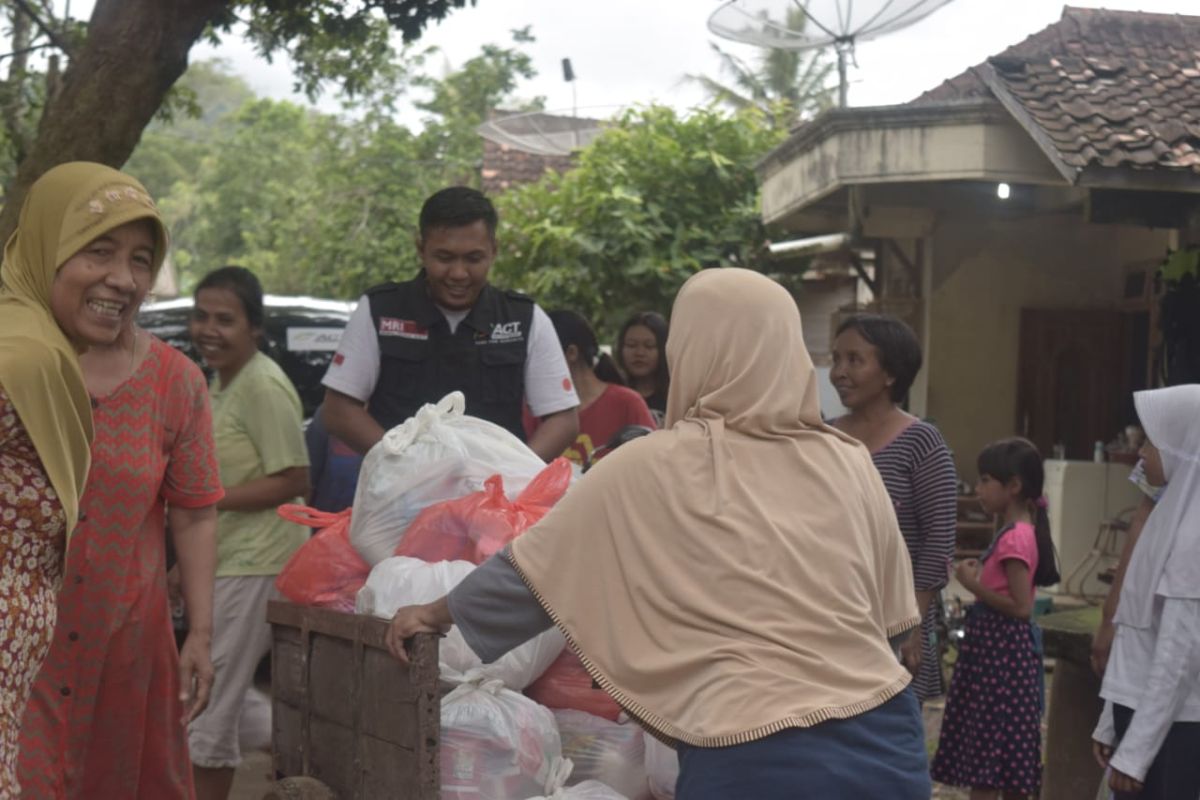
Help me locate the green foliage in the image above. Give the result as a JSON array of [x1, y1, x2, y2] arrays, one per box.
[[493, 106, 787, 333], [412, 27, 543, 183], [141, 36, 538, 297], [686, 7, 835, 127]]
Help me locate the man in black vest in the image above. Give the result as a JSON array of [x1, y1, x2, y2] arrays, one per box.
[[320, 187, 580, 460]]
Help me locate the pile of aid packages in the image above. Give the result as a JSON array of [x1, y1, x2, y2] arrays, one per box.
[[275, 393, 679, 799]]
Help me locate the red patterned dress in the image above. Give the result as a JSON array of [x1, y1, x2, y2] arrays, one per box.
[[0, 387, 66, 799], [18, 337, 222, 799]]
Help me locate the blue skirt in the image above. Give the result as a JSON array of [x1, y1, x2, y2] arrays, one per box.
[[674, 688, 930, 799], [930, 602, 1043, 794]]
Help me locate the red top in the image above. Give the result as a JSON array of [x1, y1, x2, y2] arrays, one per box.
[[525, 383, 656, 467], [19, 337, 223, 799]]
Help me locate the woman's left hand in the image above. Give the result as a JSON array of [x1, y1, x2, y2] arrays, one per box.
[[385, 602, 449, 664], [1109, 767, 1143, 794], [898, 629, 923, 676], [178, 630, 214, 725], [954, 558, 981, 589]]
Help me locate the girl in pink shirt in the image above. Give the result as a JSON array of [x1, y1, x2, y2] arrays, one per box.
[[932, 438, 1061, 800]]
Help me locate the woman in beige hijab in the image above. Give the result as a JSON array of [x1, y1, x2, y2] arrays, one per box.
[[0, 161, 167, 796], [387, 268, 931, 797]]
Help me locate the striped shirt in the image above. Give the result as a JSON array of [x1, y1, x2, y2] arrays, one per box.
[[871, 420, 959, 700]]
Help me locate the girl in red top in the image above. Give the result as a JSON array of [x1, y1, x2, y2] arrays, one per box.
[[526, 310, 655, 469], [931, 438, 1060, 800]]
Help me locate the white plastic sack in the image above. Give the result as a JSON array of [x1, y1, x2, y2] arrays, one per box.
[[554, 710, 647, 798], [350, 392, 546, 564], [533, 781, 629, 800], [643, 732, 678, 800], [356, 555, 475, 614], [441, 677, 562, 799], [357, 556, 565, 690]]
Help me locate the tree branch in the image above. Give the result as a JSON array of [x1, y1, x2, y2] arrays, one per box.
[[0, 42, 54, 62], [9, 0, 73, 55]]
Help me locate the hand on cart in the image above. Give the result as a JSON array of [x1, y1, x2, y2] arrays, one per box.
[[386, 597, 452, 663]]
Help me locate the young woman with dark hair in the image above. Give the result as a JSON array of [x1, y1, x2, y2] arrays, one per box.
[[186, 266, 310, 800], [830, 313, 958, 703], [615, 311, 670, 427], [526, 309, 655, 468], [932, 437, 1060, 800]]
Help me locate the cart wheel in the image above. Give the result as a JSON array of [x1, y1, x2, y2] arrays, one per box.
[[264, 776, 336, 800]]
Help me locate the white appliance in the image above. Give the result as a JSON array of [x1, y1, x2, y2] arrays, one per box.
[[1043, 460, 1142, 597]]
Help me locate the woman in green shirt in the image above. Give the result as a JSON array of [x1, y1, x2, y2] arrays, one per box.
[[185, 266, 310, 800]]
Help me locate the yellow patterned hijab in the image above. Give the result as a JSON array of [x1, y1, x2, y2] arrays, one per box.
[[511, 268, 919, 747], [0, 161, 168, 533]]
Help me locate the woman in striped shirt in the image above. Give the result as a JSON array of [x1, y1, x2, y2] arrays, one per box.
[[831, 313, 958, 702]]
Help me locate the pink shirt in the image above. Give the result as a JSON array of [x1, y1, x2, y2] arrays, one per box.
[[979, 521, 1039, 597]]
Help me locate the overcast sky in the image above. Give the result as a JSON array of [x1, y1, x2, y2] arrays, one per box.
[[188, 0, 1199, 120]]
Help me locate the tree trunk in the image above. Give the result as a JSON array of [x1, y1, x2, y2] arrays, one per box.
[[0, 0, 230, 240], [0, 2, 34, 164]]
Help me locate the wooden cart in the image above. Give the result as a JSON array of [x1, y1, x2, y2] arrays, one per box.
[[266, 601, 441, 799]]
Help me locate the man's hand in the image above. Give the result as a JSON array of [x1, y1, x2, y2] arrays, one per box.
[[1092, 740, 1113, 770], [178, 630, 214, 725], [385, 600, 451, 663], [899, 628, 923, 677]]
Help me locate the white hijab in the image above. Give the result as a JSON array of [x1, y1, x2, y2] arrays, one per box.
[[1114, 385, 1200, 630]]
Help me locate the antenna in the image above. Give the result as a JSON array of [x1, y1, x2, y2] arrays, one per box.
[[708, 0, 957, 107]]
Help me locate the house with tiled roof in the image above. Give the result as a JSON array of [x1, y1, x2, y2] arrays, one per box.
[[759, 6, 1200, 479]]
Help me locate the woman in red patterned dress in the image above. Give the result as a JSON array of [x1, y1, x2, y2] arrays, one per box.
[[0, 162, 170, 798], [17, 220, 222, 795]]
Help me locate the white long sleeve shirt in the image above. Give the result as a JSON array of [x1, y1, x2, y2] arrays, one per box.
[[1092, 596, 1200, 782]]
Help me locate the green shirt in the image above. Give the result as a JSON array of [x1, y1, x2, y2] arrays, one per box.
[[211, 351, 309, 576]]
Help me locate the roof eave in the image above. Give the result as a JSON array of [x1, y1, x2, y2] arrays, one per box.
[[757, 99, 1013, 180]]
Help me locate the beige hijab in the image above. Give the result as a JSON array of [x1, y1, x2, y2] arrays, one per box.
[[511, 268, 919, 747], [0, 161, 168, 533]]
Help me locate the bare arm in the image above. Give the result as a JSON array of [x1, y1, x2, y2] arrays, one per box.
[[169, 503, 217, 723], [526, 407, 579, 462], [217, 466, 309, 513], [322, 388, 385, 456], [1092, 495, 1155, 675]]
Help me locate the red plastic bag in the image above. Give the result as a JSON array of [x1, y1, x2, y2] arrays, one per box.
[[275, 505, 370, 613], [395, 458, 572, 565], [524, 649, 622, 722]]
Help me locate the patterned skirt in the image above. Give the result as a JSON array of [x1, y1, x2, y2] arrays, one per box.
[[930, 603, 1044, 795]]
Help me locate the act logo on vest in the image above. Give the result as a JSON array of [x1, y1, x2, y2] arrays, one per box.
[[378, 317, 429, 340], [486, 321, 524, 344]]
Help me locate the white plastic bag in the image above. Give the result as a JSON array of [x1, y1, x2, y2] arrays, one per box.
[[643, 732, 678, 800], [554, 710, 646, 798], [357, 556, 565, 689], [355, 555, 475, 614], [441, 677, 562, 799], [533, 782, 630, 800], [349, 392, 546, 564]]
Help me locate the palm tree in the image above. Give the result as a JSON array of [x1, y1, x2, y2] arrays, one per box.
[[686, 7, 835, 128]]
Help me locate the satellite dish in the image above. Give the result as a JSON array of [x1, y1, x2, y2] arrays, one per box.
[[477, 109, 619, 157], [708, 0, 956, 106]]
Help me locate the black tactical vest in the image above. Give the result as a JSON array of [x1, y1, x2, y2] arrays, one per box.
[[365, 275, 533, 439]]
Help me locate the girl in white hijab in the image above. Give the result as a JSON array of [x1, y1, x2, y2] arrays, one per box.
[[1092, 384, 1200, 799]]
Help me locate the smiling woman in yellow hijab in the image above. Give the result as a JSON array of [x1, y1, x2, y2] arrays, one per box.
[[0, 161, 167, 796], [388, 268, 933, 798]]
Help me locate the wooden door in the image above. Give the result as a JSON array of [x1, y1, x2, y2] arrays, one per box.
[[1017, 309, 1131, 460]]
